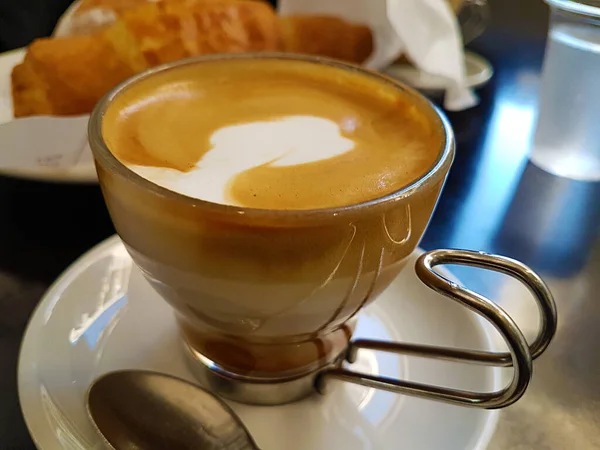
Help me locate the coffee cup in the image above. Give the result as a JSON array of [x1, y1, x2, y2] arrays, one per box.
[[89, 53, 556, 408]]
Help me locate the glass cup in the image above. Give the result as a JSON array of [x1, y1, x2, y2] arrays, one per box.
[[89, 54, 556, 407], [530, 0, 600, 181], [455, 0, 490, 44]]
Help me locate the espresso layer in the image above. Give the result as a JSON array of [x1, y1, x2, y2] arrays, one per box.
[[103, 58, 442, 209]]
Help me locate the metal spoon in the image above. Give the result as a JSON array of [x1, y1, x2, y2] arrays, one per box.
[[86, 370, 260, 450]]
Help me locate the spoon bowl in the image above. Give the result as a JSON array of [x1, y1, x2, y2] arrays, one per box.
[[86, 370, 259, 450]]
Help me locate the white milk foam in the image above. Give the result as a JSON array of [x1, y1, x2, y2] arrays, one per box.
[[128, 115, 355, 205]]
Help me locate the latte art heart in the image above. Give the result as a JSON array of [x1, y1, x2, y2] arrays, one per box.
[[129, 116, 355, 205]]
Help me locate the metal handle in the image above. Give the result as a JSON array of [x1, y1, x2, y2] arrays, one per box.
[[317, 249, 557, 409]]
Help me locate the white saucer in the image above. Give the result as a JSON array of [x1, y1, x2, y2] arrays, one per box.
[[19, 236, 500, 449]]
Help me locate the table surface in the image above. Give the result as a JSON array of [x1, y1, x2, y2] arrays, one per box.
[[1, 0, 599, 449]]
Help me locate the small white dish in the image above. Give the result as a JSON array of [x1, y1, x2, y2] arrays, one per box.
[[385, 51, 493, 93], [18, 235, 501, 450]]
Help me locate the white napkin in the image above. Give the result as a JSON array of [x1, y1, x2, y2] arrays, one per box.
[[279, 0, 477, 110]]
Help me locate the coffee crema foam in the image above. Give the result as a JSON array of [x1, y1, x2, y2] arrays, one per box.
[[103, 59, 442, 210]]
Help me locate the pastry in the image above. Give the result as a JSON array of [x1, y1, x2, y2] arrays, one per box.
[[12, 0, 280, 116], [12, 0, 373, 117]]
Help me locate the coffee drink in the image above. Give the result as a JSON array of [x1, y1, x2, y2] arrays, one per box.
[[90, 55, 453, 388], [102, 58, 441, 209]]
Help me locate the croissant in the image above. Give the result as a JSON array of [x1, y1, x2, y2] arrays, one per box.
[[12, 0, 281, 117], [54, 0, 257, 37], [12, 0, 374, 117]]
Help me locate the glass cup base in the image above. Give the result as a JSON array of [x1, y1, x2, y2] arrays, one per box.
[[182, 339, 345, 405]]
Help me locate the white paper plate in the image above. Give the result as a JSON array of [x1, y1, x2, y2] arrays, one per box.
[[0, 48, 97, 184], [0, 46, 491, 184]]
